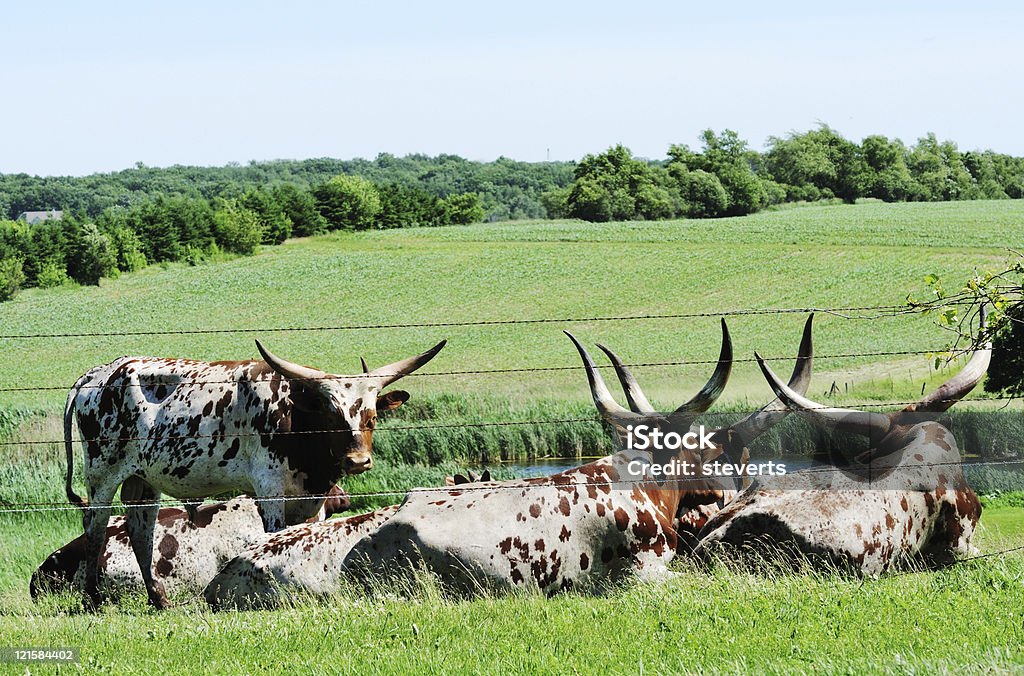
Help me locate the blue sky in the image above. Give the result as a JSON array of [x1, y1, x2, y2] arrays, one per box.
[[2, 1, 1021, 176]]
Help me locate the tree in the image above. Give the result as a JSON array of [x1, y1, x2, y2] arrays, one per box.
[[670, 130, 767, 216], [377, 184, 442, 228], [109, 226, 148, 272], [566, 145, 673, 222], [0, 256, 25, 301], [312, 175, 382, 230], [672, 168, 728, 217], [540, 186, 571, 219], [273, 184, 327, 237], [212, 200, 263, 255], [67, 222, 117, 285], [763, 125, 866, 203], [906, 134, 977, 201], [985, 302, 1024, 396], [240, 188, 292, 244], [860, 135, 915, 201], [916, 257, 1024, 397], [438, 193, 485, 225]]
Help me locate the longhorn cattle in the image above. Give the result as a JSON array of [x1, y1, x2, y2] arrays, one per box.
[[205, 505, 401, 609], [65, 339, 445, 608], [204, 469, 509, 609], [332, 319, 815, 597], [695, 317, 989, 574], [30, 487, 350, 602]]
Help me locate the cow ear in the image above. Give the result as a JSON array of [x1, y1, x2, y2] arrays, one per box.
[[480, 469, 492, 482], [377, 390, 409, 411]]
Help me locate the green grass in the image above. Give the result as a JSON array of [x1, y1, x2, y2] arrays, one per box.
[[1, 200, 1022, 413], [0, 512, 1022, 673], [2, 201, 1024, 672]]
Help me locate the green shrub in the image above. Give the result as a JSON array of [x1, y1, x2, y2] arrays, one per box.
[[213, 201, 262, 255], [439, 193, 485, 225], [675, 169, 728, 217], [313, 175, 382, 230], [0, 256, 25, 300], [34, 260, 70, 288]]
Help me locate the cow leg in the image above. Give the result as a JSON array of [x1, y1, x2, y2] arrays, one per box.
[[81, 480, 119, 609], [252, 477, 288, 532], [122, 476, 170, 609]]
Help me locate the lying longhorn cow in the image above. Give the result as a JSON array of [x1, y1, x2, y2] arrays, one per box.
[[205, 469, 499, 609], [65, 339, 445, 608], [331, 319, 815, 597], [695, 318, 989, 574], [30, 487, 350, 602], [590, 322, 809, 550], [205, 505, 402, 610]]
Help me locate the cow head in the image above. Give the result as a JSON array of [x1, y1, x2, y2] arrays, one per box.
[[565, 321, 734, 522], [565, 320, 732, 468], [568, 316, 814, 534], [255, 339, 446, 474], [568, 316, 815, 471], [754, 306, 990, 465]]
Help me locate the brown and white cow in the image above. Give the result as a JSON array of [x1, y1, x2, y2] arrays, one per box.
[[64, 339, 445, 608], [30, 487, 350, 602], [204, 505, 401, 610], [332, 319, 816, 597], [694, 321, 990, 574], [203, 468, 513, 609]]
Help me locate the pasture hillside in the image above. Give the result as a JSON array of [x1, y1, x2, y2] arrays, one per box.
[[1, 200, 1021, 415], [1, 200, 1023, 672]]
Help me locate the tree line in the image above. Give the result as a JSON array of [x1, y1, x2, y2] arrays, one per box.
[[0, 154, 572, 223], [2, 126, 1023, 301], [549, 127, 1024, 221], [0, 176, 486, 299]]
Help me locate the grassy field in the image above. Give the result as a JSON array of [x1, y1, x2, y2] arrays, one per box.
[[1, 200, 1023, 672], [0, 496, 1022, 673], [2, 200, 1022, 413]]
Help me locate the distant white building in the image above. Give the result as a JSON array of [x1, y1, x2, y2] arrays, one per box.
[[17, 210, 63, 224]]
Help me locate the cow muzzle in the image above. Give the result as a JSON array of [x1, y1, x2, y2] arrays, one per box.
[[344, 454, 373, 474]]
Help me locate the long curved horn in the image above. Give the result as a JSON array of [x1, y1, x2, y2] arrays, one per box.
[[755, 352, 892, 440], [365, 340, 447, 388], [359, 357, 370, 374], [907, 304, 991, 413], [729, 313, 814, 445], [668, 318, 733, 427], [255, 340, 327, 383], [565, 331, 644, 422], [595, 344, 655, 413]]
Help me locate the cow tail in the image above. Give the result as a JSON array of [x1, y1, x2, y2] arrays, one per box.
[[65, 376, 88, 509]]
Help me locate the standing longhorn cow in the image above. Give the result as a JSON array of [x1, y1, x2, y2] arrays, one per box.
[[695, 316, 989, 573], [64, 339, 445, 608], [332, 319, 814, 597]]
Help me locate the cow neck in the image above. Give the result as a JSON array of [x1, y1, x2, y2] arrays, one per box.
[[275, 394, 350, 494]]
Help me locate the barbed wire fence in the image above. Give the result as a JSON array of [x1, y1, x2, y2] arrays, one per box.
[[1, 297, 1022, 564]]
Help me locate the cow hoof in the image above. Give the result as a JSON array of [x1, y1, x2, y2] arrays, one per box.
[[82, 591, 103, 612], [147, 591, 172, 610]]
